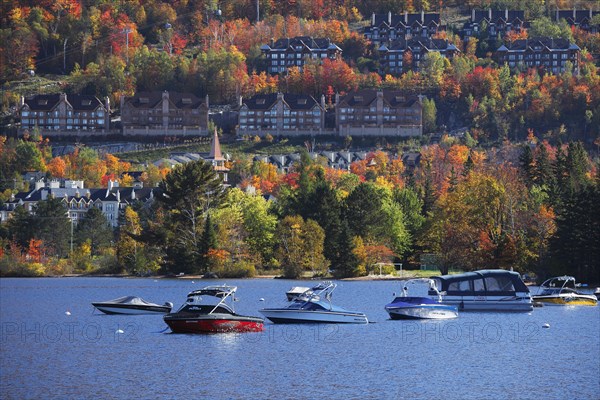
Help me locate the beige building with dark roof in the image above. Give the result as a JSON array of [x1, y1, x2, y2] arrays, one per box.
[[120, 91, 209, 136], [19, 93, 110, 136], [335, 90, 423, 137], [238, 92, 327, 137]]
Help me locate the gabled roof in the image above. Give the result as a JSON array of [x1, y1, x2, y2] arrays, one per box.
[[67, 95, 106, 111], [337, 89, 419, 108], [471, 10, 525, 23], [123, 91, 206, 109], [556, 9, 599, 24], [262, 36, 340, 52], [243, 93, 320, 111], [22, 94, 61, 111], [498, 37, 579, 52], [381, 38, 456, 52]]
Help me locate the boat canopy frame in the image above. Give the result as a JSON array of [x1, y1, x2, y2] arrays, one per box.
[[184, 285, 239, 314]]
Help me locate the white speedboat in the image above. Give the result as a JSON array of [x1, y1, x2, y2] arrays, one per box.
[[385, 279, 458, 319], [431, 269, 533, 312], [260, 281, 368, 324], [92, 296, 173, 315], [533, 276, 598, 306]]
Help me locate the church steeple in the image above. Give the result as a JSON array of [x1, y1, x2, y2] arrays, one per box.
[[209, 128, 224, 161]]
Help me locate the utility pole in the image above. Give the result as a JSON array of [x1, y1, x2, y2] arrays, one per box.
[[123, 28, 132, 65], [63, 38, 68, 72]]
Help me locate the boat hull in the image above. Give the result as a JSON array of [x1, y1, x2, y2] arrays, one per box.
[[532, 295, 598, 306], [164, 315, 264, 333], [438, 296, 533, 312], [386, 304, 458, 320], [260, 309, 368, 324], [93, 304, 171, 315]]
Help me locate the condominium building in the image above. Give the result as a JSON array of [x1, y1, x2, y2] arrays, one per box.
[[462, 9, 526, 40], [260, 37, 342, 74], [378, 38, 459, 74], [364, 11, 442, 44], [555, 9, 599, 34], [19, 93, 110, 136], [495, 37, 581, 74], [120, 91, 209, 136], [238, 93, 326, 136], [335, 90, 422, 137]]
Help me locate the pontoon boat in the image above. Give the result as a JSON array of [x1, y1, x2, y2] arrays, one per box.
[[430, 270, 533, 312]]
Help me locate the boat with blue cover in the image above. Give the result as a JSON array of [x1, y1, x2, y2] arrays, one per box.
[[385, 279, 458, 320], [431, 269, 533, 312], [260, 281, 368, 324]]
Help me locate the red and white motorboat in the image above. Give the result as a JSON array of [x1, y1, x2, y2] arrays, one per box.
[[163, 285, 264, 333]]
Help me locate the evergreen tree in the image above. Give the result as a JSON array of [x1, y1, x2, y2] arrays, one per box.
[[332, 220, 359, 278], [32, 198, 71, 258], [533, 144, 555, 190], [519, 145, 535, 185], [75, 207, 114, 256], [199, 213, 217, 272]]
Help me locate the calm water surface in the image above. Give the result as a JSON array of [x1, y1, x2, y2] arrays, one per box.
[[1, 278, 599, 399]]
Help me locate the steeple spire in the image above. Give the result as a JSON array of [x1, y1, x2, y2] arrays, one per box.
[[209, 128, 223, 160]]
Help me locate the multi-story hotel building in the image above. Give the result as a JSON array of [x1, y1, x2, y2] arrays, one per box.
[[335, 90, 423, 137], [120, 91, 209, 136], [19, 93, 110, 136], [260, 36, 342, 74], [238, 93, 326, 136]]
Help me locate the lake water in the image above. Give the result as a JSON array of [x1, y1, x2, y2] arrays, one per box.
[[1, 278, 599, 399]]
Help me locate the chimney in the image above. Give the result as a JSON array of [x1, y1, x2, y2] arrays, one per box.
[[20, 96, 25, 107], [238, 95, 243, 107], [405, 11, 408, 24], [60, 93, 67, 103], [573, 7, 576, 20], [116, 190, 120, 203], [489, 9, 492, 21], [372, 12, 375, 26], [205, 94, 209, 109], [388, 11, 392, 25], [421, 10, 425, 23], [321, 94, 325, 109], [104, 96, 110, 112], [131, 188, 135, 200], [505, 9, 508, 20], [472, 9, 475, 22]]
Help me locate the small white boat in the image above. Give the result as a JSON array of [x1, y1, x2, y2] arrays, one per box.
[[385, 279, 458, 320], [261, 281, 368, 324], [92, 296, 173, 315], [533, 276, 598, 306]]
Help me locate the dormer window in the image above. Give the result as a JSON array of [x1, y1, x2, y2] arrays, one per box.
[[395, 96, 406, 103], [38, 99, 48, 105], [298, 99, 307, 105], [139, 97, 149, 104], [353, 96, 363, 102], [257, 99, 266, 105], [82, 100, 92, 106], [182, 98, 192, 104]]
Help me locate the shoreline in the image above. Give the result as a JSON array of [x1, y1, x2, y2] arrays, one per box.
[[0, 273, 415, 281]]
